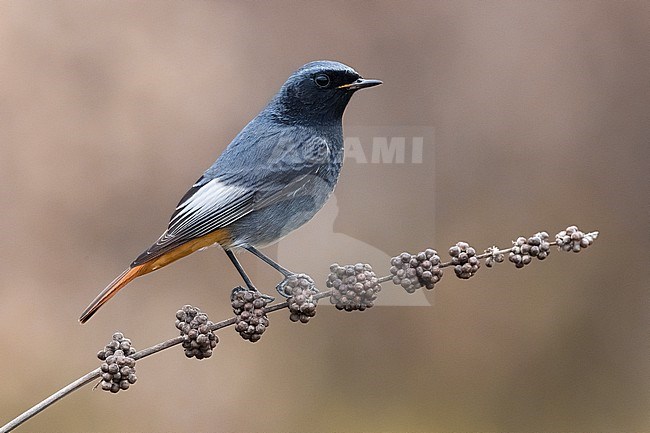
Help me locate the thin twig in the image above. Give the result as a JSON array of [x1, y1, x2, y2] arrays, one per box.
[[0, 369, 100, 433], [1, 302, 306, 433], [0, 227, 599, 432]]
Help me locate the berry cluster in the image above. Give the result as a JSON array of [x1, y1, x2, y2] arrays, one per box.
[[231, 288, 269, 342], [327, 263, 381, 311], [97, 332, 137, 393], [279, 274, 318, 324], [556, 226, 598, 253], [449, 242, 480, 279], [509, 232, 551, 268], [485, 246, 505, 268], [389, 249, 443, 292], [175, 305, 219, 359]]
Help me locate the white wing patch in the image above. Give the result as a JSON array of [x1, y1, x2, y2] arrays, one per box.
[[133, 178, 252, 264], [168, 178, 250, 236]]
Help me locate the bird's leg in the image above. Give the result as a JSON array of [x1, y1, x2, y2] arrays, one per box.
[[226, 249, 256, 290], [244, 246, 294, 277], [225, 249, 274, 302], [244, 246, 298, 298]]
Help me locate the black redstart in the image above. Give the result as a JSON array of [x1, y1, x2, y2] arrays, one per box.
[[80, 60, 381, 323]]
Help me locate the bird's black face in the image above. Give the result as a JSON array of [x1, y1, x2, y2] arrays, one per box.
[[272, 61, 382, 124]]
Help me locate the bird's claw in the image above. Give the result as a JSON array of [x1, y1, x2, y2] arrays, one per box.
[[275, 279, 293, 298], [230, 286, 275, 303], [259, 293, 276, 303]]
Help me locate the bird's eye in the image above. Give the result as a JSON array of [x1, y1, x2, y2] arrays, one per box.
[[314, 74, 331, 88]]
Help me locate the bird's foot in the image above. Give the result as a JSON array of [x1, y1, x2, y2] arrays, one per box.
[[230, 286, 275, 303], [276, 273, 318, 298]]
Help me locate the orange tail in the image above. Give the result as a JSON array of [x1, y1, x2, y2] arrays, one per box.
[[79, 265, 147, 323], [79, 229, 231, 323]]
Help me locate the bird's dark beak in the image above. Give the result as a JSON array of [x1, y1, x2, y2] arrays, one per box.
[[337, 78, 383, 91]]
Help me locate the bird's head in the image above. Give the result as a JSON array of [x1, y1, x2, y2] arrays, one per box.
[[267, 60, 382, 125]]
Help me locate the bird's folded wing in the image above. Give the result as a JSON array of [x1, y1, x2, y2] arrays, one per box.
[[133, 126, 333, 265], [131, 178, 255, 265]]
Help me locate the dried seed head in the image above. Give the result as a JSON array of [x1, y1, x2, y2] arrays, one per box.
[[390, 249, 443, 292], [231, 288, 269, 342], [97, 331, 136, 361], [279, 274, 319, 324], [555, 226, 599, 253], [175, 305, 219, 359], [509, 232, 552, 268], [327, 263, 381, 311], [97, 332, 137, 393], [449, 242, 480, 279]]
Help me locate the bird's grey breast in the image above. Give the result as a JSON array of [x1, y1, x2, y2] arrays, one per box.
[[223, 122, 344, 247]]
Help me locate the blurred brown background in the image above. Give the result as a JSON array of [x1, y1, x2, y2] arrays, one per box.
[[1, 1, 648, 432]]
